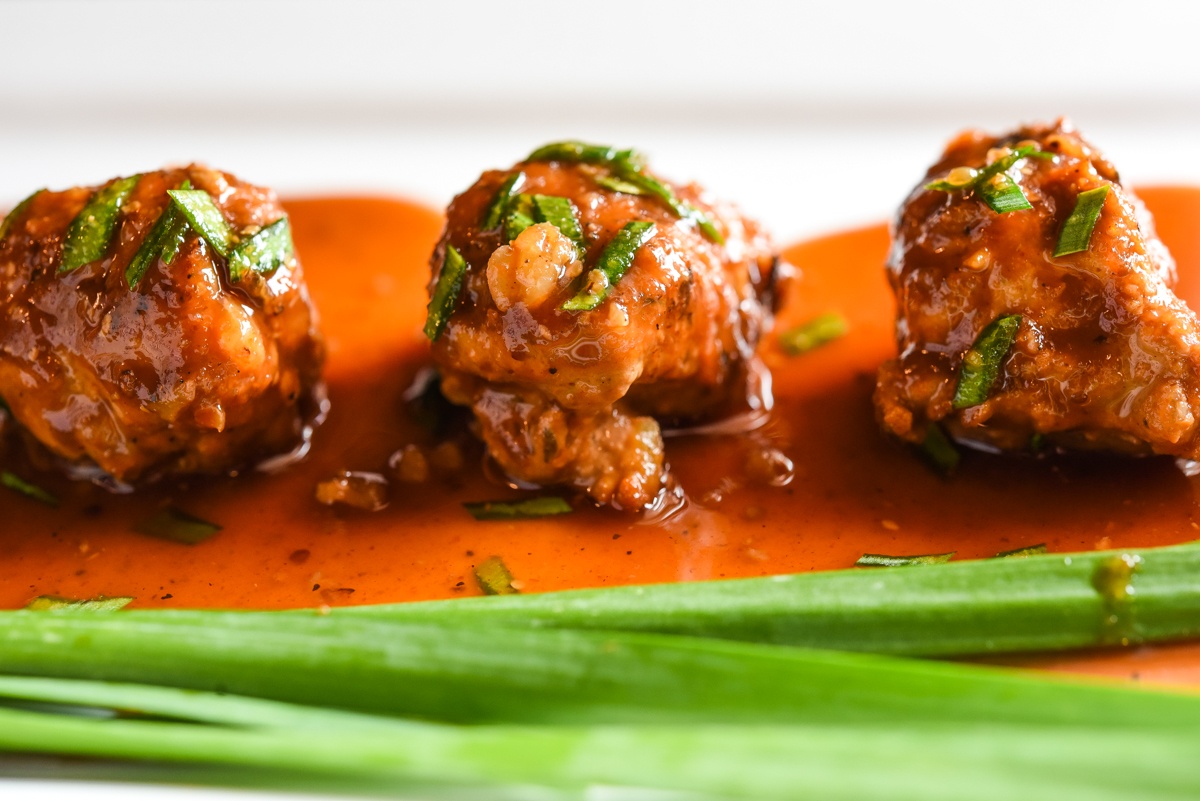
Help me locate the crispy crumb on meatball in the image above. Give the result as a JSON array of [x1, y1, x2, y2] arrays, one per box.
[[429, 148, 780, 510], [0, 166, 325, 487]]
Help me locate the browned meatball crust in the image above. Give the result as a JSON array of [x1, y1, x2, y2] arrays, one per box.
[[0, 166, 325, 486], [430, 147, 779, 510], [875, 120, 1200, 457]]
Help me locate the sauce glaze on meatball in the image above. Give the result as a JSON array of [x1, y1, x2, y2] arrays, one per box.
[[429, 146, 779, 510], [0, 166, 325, 487], [875, 120, 1200, 458]]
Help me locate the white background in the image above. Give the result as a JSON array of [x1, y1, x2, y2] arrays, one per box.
[[3, 0, 1199, 798], [4, 0, 1200, 241]]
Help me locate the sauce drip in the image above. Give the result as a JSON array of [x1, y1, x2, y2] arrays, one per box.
[[3, 188, 1200, 641]]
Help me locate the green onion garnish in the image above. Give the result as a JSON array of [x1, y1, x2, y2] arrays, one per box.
[[481, 172, 525, 230], [0, 189, 44, 244], [526, 141, 722, 243], [1054, 185, 1110, 257], [919, 423, 960, 477], [952, 314, 1021, 409], [561, 221, 656, 311], [1, 471, 58, 507], [926, 145, 1051, 216], [532, 194, 586, 256], [134, 508, 222, 545], [167, 189, 233, 258], [126, 180, 192, 289], [526, 141, 644, 171], [977, 173, 1033, 214], [227, 217, 294, 282], [464, 496, 573, 521], [504, 193, 536, 242], [778, 312, 848, 355], [424, 245, 468, 341], [473, 556, 520, 596], [59, 175, 140, 273], [855, 552, 955, 567], [25, 596, 133, 612], [594, 175, 646, 195], [996, 543, 1048, 558]]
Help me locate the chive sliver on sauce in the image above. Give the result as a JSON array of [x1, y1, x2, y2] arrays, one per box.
[[779, 312, 848, 355], [424, 245, 468, 341], [1054, 184, 1110, 257], [473, 556, 520, 596], [134, 508, 222, 545], [561, 221, 656, 311], [855, 552, 956, 567], [951, 314, 1022, 410], [464, 496, 573, 521], [25, 596, 133, 612], [60, 175, 140, 273], [167, 189, 234, 258], [1, 471, 58, 507]]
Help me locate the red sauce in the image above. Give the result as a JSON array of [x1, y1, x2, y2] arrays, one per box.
[[4, 187, 1200, 682]]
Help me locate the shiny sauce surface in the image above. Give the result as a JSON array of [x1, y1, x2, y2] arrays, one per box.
[[4, 188, 1200, 682]]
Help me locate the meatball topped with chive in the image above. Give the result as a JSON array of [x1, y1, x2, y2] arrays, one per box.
[[426, 142, 780, 511], [876, 120, 1200, 459], [0, 166, 325, 487]]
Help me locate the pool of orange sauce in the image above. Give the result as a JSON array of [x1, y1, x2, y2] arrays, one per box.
[[4, 187, 1200, 685]]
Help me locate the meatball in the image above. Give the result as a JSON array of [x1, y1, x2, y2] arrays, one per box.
[[428, 143, 779, 510], [875, 120, 1200, 457], [0, 166, 325, 487]]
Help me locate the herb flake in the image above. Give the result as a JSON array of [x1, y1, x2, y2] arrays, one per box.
[[167, 189, 233, 258], [856, 552, 955, 567], [228, 217, 294, 282], [25, 595, 133, 612], [1, 471, 58, 507], [473, 556, 520, 596], [424, 245, 468, 341], [60, 175, 140, 273], [134, 508, 222, 545], [952, 314, 1022, 410], [0, 189, 44, 244], [464, 496, 573, 521], [561, 221, 656, 311], [1054, 185, 1110, 257], [779, 313, 848, 355]]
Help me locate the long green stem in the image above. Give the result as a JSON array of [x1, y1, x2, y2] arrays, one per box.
[[333, 542, 1200, 656], [1, 611, 1199, 730], [1, 689, 1198, 801]]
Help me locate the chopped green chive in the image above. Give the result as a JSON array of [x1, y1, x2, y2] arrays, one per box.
[[1054, 185, 1110, 257], [996, 543, 1048, 559], [919, 424, 960, 477], [561, 221, 656, 311], [525, 141, 722, 243], [532, 194, 586, 256], [424, 245, 468, 341], [463, 496, 573, 521], [167, 189, 233, 258], [0, 189, 44, 244], [473, 556, 520, 596], [778, 312, 848, 355], [228, 217, 293, 282], [25, 596, 133, 612], [526, 141, 644, 171], [504, 194, 536, 242], [856, 552, 955, 567], [126, 180, 192, 289], [481, 172, 525, 230], [978, 173, 1033, 214], [952, 314, 1022, 410], [594, 175, 646, 195], [1, 471, 58, 507], [134, 508, 222, 545], [926, 145, 1051, 216], [59, 175, 140, 273]]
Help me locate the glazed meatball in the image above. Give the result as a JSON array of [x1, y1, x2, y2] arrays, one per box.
[[875, 120, 1200, 457], [0, 166, 324, 487], [428, 143, 779, 510]]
